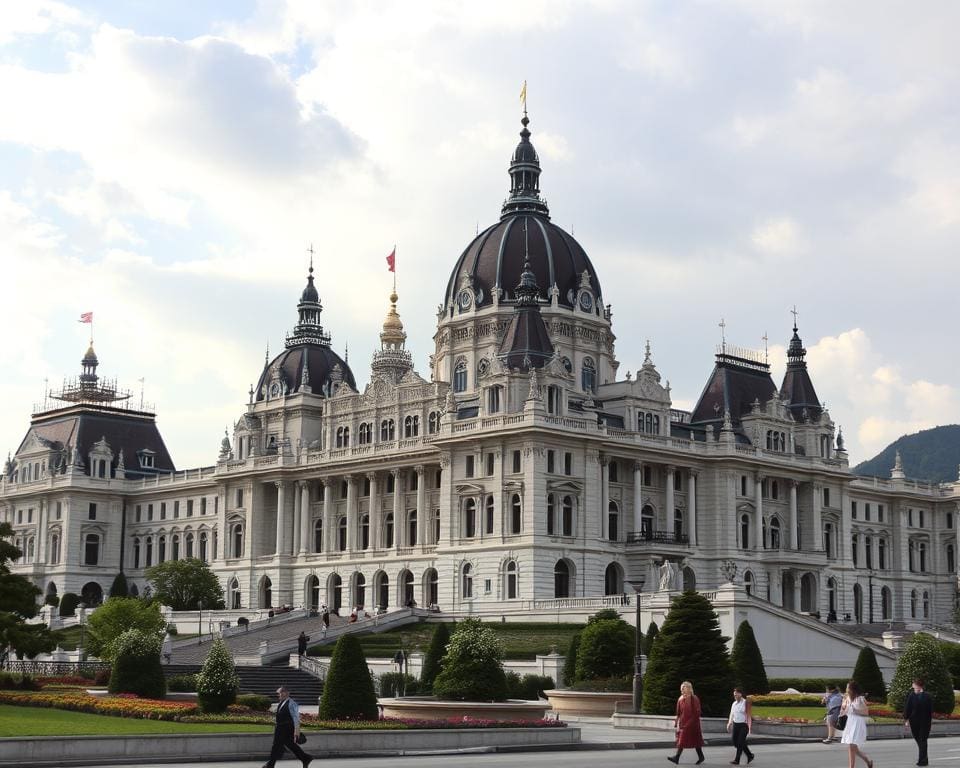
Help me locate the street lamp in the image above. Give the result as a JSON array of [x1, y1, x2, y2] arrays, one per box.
[[631, 582, 644, 714], [198, 599, 204, 645], [77, 603, 87, 664], [867, 571, 874, 624]]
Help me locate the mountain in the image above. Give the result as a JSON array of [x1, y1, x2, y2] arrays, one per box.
[[853, 425, 960, 484]]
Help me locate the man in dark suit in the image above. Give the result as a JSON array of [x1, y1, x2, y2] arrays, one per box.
[[903, 677, 934, 766], [262, 685, 312, 768]]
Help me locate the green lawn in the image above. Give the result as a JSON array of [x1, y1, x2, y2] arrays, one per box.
[[309, 620, 585, 659], [0, 705, 272, 737], [752, 705, 901, 722]]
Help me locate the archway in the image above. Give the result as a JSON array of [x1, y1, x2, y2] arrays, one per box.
[[374, 570, 389, 611], [743, 570, 754, 596], [352, 572, 366, 609], [800, 572, 818, 613], [80, 582, 103, 607], [228, 577, 241, 609], [258, 576, 273, 608], [781, 573, 796, 611], [422, 568, 438, 607], [328, 573, 342, 613], [554, 559, 572, 598], [398, 569, 415, 607], [305, 575, 320, 610], [604, 562, 623, 595], [682, 566, 696, 591], [45, 582, 57, 601]]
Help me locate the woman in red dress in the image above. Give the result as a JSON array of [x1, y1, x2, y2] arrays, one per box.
[[669, 680, 705, 765]]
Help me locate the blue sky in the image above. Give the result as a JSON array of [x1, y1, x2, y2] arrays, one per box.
[[2, 1, 959, 469]]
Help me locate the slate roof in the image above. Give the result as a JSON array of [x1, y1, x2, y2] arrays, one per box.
[[689, 353, 778, 428]]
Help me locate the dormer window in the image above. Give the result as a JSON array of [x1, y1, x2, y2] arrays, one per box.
[[581, 357, 596, 393], [138, 449, 156, 469]]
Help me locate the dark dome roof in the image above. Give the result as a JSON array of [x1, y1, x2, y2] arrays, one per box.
[[301, 272, 319, 303], [255, 345, 356, 402], [444, 114, 602, 311], [444, 214, 601, 310]]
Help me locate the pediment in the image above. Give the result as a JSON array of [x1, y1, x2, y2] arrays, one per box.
[[454, 483, 486, 495], [18, 431, 56, 457], [547, 480, 584, 493]]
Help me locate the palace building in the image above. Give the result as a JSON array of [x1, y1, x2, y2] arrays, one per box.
[[3, 114, 958, 629]]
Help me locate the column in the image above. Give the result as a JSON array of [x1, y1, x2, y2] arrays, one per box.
[[416, 465, 426, 548], [322, 479, 334, 553], [789, 480, 798, 550], [368, 472, 380, 549], [298, 481, 310, 554], [600, 456, 609, 540], [37, 500, 47, 562], [275, 481, 287, 555], [754, 474, 764, 549], [812, 482, 823, 551], [633, 462, 643, 536], [292, 482, 301, 554], [665, 466, 675, 538], [839, 485, 852, 568], [392, 468, 403, 550], [688, 470, 698, 547], [345, 475, 357, 551]]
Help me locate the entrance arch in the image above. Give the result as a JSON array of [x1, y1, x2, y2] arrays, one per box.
[[604, 562, 623, 595], [800, 572, 817, 613], [682, 566, 696, 591], [398, 569, 415, 607], [258, 576, 273, 608], [352, 572, 366, 609], [328, 573, 343, 613], [80, 582, 103, 607], [305, 575, 320, 610], [374, 570, 389, 611], [554, 559, 574, 598]]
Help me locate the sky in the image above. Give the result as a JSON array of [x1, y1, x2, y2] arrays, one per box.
[[1, 0, 959, 470]]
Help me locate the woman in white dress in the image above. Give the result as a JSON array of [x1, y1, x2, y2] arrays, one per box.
[[840, 680, 873, 768]]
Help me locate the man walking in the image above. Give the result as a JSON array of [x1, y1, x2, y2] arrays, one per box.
[[903, 677, 933, 766], [262, 686, 312, 768]]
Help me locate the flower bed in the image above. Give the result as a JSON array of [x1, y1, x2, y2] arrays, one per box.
[[0, 690, 197, 720]]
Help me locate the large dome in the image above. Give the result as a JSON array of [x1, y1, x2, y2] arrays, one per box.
[[255, 345, 355, 402], [443, 115, 602, 311]]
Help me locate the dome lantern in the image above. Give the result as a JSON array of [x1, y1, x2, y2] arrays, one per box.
[[501, 115, 550, 220]]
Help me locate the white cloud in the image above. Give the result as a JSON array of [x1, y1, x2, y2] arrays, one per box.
[[0, 0, 88, 45], [751, 216, 801, 257]]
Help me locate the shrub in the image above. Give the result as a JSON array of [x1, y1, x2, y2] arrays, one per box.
[[166, 673, 198, 692], [107, 629, 166, 699], [939, 641, 960, 689], [505, 671, 522, 698], [730, 620, 769, 694], [642, 590, 732, 717], [0, 672, 40, 690], [517, 674, 554, 700], [319, 634, 378, 719], [852, 645, 887, 701], [767, 678, 847, 693], [86, 598, 167, 663], [642, 621, 659, 657], [888, 632, 955, 714], [562, 632, 581, 687], [59, 593, 80, 617], [570, 676, 632, 692], [236, 693, 272, 711], [378, 672, 419, 697], [575, 614, 634, 682], [196, 639, 240, 713], [92, 668, 111, 686], [420, 622, 450, 693], [166, 624, 179, 636], [433, 617, 508, 702], [44, 594, 60, 608], [109, 573, 129, 599]]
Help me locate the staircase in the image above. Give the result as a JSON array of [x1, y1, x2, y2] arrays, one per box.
[[164, 663, 323, 703]]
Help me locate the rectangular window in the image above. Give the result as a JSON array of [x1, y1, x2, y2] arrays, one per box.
[[823, 488, 830, 507], [486, 453, 495, 476], [465, 455, 474, 478], [564, 452, 572, 476], [88, 502, 97, 520], [948, 512, 954, 530], [740, 476, 747, 497], [28, 508, 34, 523], [878, 504, 884, 522], [865, 503, 871, 522], [55, 502, 62, 520], [512, 450, 521, 474], [136, 504, 142, 522], [363, 477, 371, 496], [200, 497, 207, 515], [174, 500, 180, 518], [484, 578, 492, 595], [851, 501, 857, 520], [919, 509, 925, 528], [547, 450, 555, 474], [908, 508, 914, 526], [435, 469, 442, 488], [411, 472, 419, 491], [187, 499, 194, 517], [17, 509, 22, 523], [236, 488, 243, 507], [214, 496, 218, 513]]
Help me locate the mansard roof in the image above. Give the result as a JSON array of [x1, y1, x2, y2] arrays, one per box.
[[689, 349, 778, 428]]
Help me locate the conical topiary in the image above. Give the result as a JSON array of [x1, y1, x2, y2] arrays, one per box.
[[851, 645, 886, 701], [420, 622, 451, 693], [319, 633, 378, 719], [888, 632, 955, 713], [109, 573, 129, 598], [642, 621, 659, 657], [730, 620, 769, 694], [196, 638, 240, 713], [641, 590, 732, 717]]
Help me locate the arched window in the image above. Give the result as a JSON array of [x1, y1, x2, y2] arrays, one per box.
[[145, 536, 153, 566], [554, 559, 571, 598], [881, 586, 891, 620], [380, 419, 396, 442], [172, 533, 180, 560], [769, 518, 781, 549], [313, 519, 323, 552], [428, 411, 440, 434], [384, 513, 394, 548], [865, 536, 873, 569], [432, 507, 441, 544], [158, 535, 166, 563], [132, 537, 140, 569], [923, 590, 930, 619], [510, 494, 522, 534], [641, 504, 654, 538], [919, 542, 927, 572], [824, 523, 833, 558], [853, 534, 860, 567], [229, 577, 241, 609], [360, 514, 370, 550], [604, 562, 622, 595], [740, 514, 750, 549], [404, 415, 420, 438], [743, 570, 754, 596], [910, 588, 918, 618], [454, 360, 467, 392], [425, 568, 439, 606], [463, 498, 476, 538], [337, 517, 347, 551], [546, 494, 555, 535], [581, 357, 596, 392], [673, 508, 683, 540], [562, 495, 574, 537], [185, 532, 194, 559], [408, 510, 417, 546], [827, 577, 837, 614], [26, 537, 35, 562], [199, 531, 208, 562], [485, 495, 494, 534], [82, 541, 101, 572], [232, 524, 243, 558], [505, 560, 518, 599], [608, 501, 619, 541], [462, 563, 473, 598], [948, 544, 956, 574], [359, 422, 372, 445]]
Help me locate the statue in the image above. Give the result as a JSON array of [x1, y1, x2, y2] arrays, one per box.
[[658, 559, 676, 592]]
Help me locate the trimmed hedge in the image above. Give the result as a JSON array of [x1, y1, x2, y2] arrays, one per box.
[[506, 673, 555, 700], [236, 693, 271, 711], [570, 676, 632, 692], [888, 632, 955, 713], [768, 678, 848, 693], [379, 672, 419, 697], [166, 674, 197, 692]]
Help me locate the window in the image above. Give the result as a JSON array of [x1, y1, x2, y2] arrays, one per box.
[[428, 411, 440, 434], [487, 386, 501, 414], [380, 419, 395, 441], [359, 422, 372, 444], [404, 415, 419, 438], [644, 466, 652, 486], [158, 535, 167, 562], [608, 501, 619, 541], [562, 495, 574, 536], [200, 531, 208, 561], [360, 514, 370, 549], [454, 360, 467, 392], [512, 450, 521, 474], [505, 560, 518, 599], [865, 503, 871, 522], [770, 518, 781, 549], [948, 544, 956, 574], [823, 523, 833, 558], [486, 453, 495, 476], [852, 534, 859, 567], [908, 508, 914, 526], [172, 534, 180, 560], [133, 538, 140, 568], [641, 504, 654, 538], [186, 500, 194, 517], [510, 494, 522, 534], [823, 488, 830, 507], [410, 472, 419, 491], [465, 455, 474, 478], [84, 533, 100, 565], [314, 519, 323, 552], [383, 512, 394, 548], [174, 500, 180, 518], [919, 542, 927, 572], [336, 426, 348, 448], [185, 532, 194, 559], [547, 385, 560, 415], [49, 534, 60, 564], [581, 357, 596, 392], [146, 536, 154, 566], [462, 563, 473, 598], [408, 511, 417, 546], [337, 517, 347, 551], [385, 474, 394, 494], [949, 512, 955, 530], [919, 509, 925, 528], [608, 460, 618, 483], [554, 560, 570, 598], [740, 514, 750, 549], [851, 501, 857, 519], [878, 538, 886, 569], [564, 452, 572, 475], [865, 536, 873, 569], [463, 498, 476, 538], [878, 504, 884, 522], [200, 497, 206, 515], [433, 508, 441, 543], [547, 494, 555, 535], [638, 411, 661, 434], [136, 505, 142, 522], [88, 503, 97, 520]]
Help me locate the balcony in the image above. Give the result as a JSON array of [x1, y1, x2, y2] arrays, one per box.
[[626, 530, 689, 546]]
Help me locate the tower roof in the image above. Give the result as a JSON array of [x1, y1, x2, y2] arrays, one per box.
[[780, 322, 822, 422], [498, 259, 554, 371]]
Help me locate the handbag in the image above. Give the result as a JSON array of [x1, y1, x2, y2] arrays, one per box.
[[296, 733, 307, 745], [836, 714, 847, 731]]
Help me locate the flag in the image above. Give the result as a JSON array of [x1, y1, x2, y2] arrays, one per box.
[[386, 247, 396, 273], [78, 312, 93, 323], [519, 80, 527, 107]]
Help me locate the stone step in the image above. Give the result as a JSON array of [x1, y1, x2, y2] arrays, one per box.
[[163, 664, 323, 703]]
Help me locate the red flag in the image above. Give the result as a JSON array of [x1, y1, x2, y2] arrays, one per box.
[[386, 247, 396, 272], [78, 312, 93, 323]]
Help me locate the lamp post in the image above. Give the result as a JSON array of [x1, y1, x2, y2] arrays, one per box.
[[198, 599, 204, 645], [77, 603, 87, 664], [631, 582, 644, 713], [867, 571, 874, 624]]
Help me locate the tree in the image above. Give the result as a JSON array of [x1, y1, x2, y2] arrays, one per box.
[[145, 558, 225, 610], [86, 598, 166, 662], [730, 620, 769, 694], [420, 622, 451, 693], [642, 590, 732, 717], [0, 522, 56, 661], [642, 621, 659, 657], [196, 638, 240, 713], [433, 618, 508, 701], [109, 573, 129, 598], [851, 645, 886, 701], [59, 592, 80, 617], [562, 631, 581, 686], [108, 629, 166, 699], [319, 634, 379, 719], [575, 615, 634, 681], [888, 632, 955, 714]]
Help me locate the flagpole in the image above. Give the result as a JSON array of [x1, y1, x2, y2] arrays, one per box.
[[393, 244, 397, 292]]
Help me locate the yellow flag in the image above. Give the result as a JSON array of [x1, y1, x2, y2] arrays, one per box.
[[520, 80, 527, 108]]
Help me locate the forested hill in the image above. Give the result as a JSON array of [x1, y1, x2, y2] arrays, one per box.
[[853, 424, 960, 484]]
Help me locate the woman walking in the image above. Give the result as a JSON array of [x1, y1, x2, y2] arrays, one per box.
[[668, 681, 705, 765], [840, 680, 873, 768], [726, 687, 754, 765]]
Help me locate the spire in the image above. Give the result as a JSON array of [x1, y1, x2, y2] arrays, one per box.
[[780, 308, 822, 422], [498, 260, 553, 371], [371, 287, 413, 383], [501, 113, 550, 219], [286, 254, 331, 348], [80, 342, 99, 386]]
